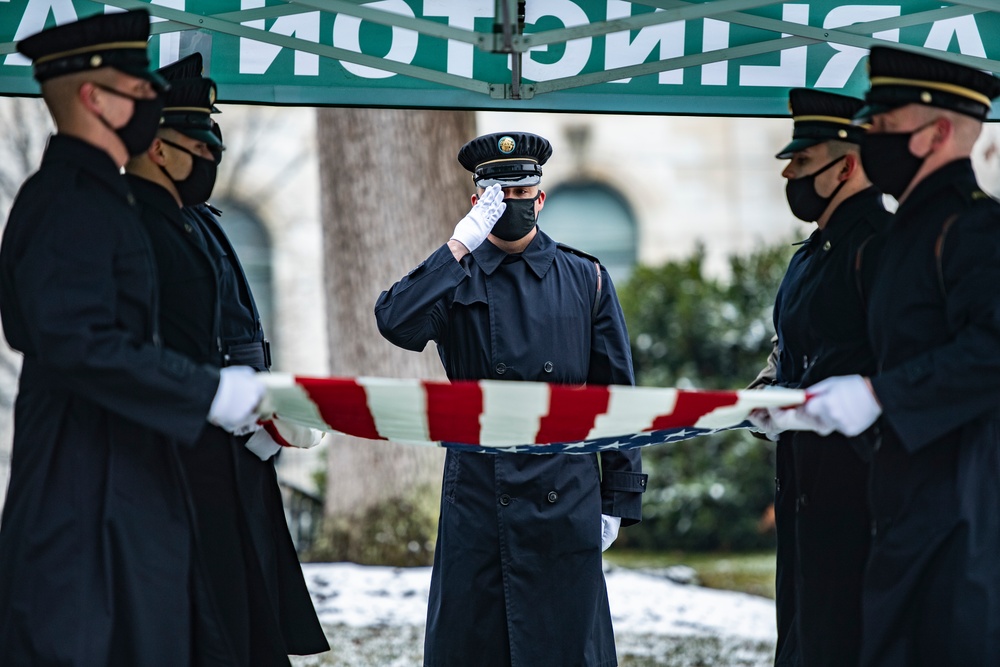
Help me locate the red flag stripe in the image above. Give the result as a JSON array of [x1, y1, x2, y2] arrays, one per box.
[[535, 385, 611, 444], [425, 380, 484, 445], [649, 391, 740, 430], [296, 376, 384, 441]]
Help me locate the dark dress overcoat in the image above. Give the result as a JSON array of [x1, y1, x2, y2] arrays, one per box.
[[862, 159, 1000, 667], [129, 175, 328, 664], [0, 136, 220, 666], [771, 187, 889, 667], [375, 230, 647, 667]]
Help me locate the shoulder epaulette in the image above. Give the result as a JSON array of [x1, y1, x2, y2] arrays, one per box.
[[556, 242, 601, 265]]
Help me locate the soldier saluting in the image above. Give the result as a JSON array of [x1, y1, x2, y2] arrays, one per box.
[[375, 132, 647, 667]]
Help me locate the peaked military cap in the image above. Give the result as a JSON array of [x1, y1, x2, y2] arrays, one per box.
[[776, 89, 866, 159], [157, 53, 220, 112], [855, 46, 1000, 122], [458, 132, 553, 188], [209, 121, 224, 164], [16, 9, 166, 90], [160, 76, 223, 148], [157, 52, 202, 83]]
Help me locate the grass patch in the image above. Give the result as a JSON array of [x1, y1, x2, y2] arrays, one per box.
[[606, 550, 777, 600]]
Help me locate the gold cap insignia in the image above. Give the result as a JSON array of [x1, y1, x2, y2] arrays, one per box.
[[498, 136, 516, 154]]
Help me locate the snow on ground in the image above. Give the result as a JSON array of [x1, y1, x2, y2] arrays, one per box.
[[303, 562, 774, 641]]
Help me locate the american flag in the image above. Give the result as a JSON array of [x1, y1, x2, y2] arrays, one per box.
[[259, 374, 803, 454]]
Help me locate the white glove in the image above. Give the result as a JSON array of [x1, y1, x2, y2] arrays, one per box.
[[266, 417, 326, 449], [245, 418, 325, 461], [231, 421, 262, 437], [245, 427, 282, 461], [208, 366, 265, 434], [748, 408, 782, 441], [802, 375, 882, 437], [749, 406, 836, 440], [600, 514, 621, 552], [450, 183, 505, 252]]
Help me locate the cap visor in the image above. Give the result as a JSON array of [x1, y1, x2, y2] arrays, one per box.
[[852, 102, 891, 124], [775, 137, 820, 160], [169, 126, 224, 148], [474, 174, 541, 188], [118, 63, 169, 92]]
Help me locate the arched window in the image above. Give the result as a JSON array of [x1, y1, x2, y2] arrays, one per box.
[[537, 182, 638, 282], [212, 201, 274, 339]]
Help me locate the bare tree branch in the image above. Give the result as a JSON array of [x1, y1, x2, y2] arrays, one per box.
[[213, 106, 313, 210]]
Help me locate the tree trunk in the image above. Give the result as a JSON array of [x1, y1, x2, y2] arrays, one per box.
[[315, 108, 476, 564]]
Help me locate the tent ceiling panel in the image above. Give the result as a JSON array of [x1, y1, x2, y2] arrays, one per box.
[[1, 1, 998, 117]]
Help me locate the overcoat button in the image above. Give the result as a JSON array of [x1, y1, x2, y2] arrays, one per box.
[[499, 494, 511, 506], [495, 363, 507, 375], [543, 361, 553, 373], [797, 493, 808, 509], [547, 491, 558, 503]]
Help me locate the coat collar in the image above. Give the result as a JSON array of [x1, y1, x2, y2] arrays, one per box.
[[472, 228, 557, 279], [895, 158, 977, 220], [125, 173, 187, 229], [43, 134, 130, 200], [818, 186, 885, 249]]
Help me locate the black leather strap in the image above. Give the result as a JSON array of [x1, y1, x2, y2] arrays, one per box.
[[222, 340, 271, 371]]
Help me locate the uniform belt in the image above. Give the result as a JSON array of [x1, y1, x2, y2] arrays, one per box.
[[222, 340, 271, 371]]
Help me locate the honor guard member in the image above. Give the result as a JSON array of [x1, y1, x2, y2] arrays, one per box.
[[0, 11, 266, 666], [375, 132, 647, 667], [751, 90, 890, 667], [123, 57, 328, 664], [166, 56, 275, 412], [793, 47, 1000, 666]]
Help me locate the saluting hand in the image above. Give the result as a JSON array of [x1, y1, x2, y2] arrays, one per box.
[[450, 183, 505, 255]]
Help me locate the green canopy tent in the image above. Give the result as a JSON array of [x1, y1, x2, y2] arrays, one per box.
[[2, 1, 999, 115]]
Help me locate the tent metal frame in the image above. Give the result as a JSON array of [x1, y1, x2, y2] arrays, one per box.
[[1, 0, 998, 109]]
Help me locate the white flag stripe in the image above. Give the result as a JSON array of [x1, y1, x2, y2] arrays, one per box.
[[258, 373, 332, 431], [359, 376, 431, 443], [693, 389, 805, 429], [587, 386, 679, 439], [479, 380, 551, 445]]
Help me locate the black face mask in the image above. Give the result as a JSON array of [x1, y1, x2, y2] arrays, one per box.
[[95, 84, 164, 158], [785, 155, 846, 222], [860, 121, 936, 200], [159, 139, 219, 206], [491, 193, 539, 242]]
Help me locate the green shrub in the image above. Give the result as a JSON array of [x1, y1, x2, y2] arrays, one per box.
[[617, 240, 794, 551], [306, 483, 440, 566]]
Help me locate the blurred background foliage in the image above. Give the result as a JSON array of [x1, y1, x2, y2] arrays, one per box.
[[616, 239, 795, 552]]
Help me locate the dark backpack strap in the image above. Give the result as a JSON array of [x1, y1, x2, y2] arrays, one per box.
[[592, 261, 602, 321], [934, 213, 959, 298]]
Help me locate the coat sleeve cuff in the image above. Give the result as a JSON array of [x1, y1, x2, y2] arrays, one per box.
[[601, 471, 648, 526]]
